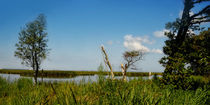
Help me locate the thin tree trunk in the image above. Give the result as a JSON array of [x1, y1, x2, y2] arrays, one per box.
[[34, 52, 39, 84], [33, 70, 37, 85], [101, 46, 115, 80], [34, 67, 39, 84], [149, 72, 151, 76], [121, 64, 126, 81]]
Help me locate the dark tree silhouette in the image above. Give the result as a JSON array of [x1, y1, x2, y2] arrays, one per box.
[[160, 0, 210, 89]]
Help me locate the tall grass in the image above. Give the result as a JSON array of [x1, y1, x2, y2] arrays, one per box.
[[0, 76, 209, 105]]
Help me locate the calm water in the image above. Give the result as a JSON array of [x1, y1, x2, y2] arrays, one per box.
[[0, 73, 161, 83]]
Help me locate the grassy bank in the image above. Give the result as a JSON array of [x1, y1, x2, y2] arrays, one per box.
[[0, 76, 209, 105], [0, 69, 162, 78]]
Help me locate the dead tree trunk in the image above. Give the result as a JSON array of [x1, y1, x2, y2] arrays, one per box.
[[149, 72, 151, 76], [101, 46, 115, 80], [121, 64, 126, 81]]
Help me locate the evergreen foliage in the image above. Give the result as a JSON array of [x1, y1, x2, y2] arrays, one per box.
[[160, 0, 210, 89]]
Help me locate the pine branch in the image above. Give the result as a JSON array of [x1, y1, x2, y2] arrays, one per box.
[[193, 0, 210, 4], [190, 5, 210, 19], [191, 19, 210, 24]]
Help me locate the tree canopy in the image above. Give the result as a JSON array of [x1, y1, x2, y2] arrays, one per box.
[[14, 14, 49, 84], [160, 0, 210, 89]]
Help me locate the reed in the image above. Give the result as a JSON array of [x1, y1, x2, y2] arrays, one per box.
[[0, 76, 209, 105]]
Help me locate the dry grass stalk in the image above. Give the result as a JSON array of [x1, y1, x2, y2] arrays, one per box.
[[101, 46, 115, 80], [121, 64, 127, 81]]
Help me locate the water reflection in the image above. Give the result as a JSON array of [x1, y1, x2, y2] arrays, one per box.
[[0, 73, 161, 83], [0, 73, 21, 82]]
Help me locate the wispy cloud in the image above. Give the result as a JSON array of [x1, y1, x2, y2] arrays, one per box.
[[107, 40, 113, 45], [150, 49, 163, 54], [153, 29, 169, 38], [106, 40, 121, 45]]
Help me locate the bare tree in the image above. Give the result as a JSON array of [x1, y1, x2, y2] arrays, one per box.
[[101, 46, 115, 80], [121, 50, 144, 81]]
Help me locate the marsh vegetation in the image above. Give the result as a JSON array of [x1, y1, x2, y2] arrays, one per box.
[[0, 76, 209, 105], [0, 69, 161, 78], [0, 0, 210, 104]]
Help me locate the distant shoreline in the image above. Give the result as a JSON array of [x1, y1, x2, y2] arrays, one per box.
[[0, 69, 162, 78]]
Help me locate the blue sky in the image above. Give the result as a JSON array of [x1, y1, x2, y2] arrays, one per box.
[[0, 0, 209, 72]]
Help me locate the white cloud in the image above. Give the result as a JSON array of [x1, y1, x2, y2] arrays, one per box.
[[107, 40, 113, 45], [140, 36, 154, 44], [124, 35, 150, 52], [151, 49, 163, 54], [153, 29, 169, 38], [123, 34, 163, 54]]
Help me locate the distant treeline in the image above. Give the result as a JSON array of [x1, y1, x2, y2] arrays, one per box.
[[0, 69, 162, 78]]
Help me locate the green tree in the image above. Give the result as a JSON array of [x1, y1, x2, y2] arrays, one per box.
[[160, 0, 210, 89], [14, 14, 49, 84], [185, 28, 210, 75]]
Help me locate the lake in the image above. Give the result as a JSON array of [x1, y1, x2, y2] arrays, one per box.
[[0, 73, 161, 83]]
